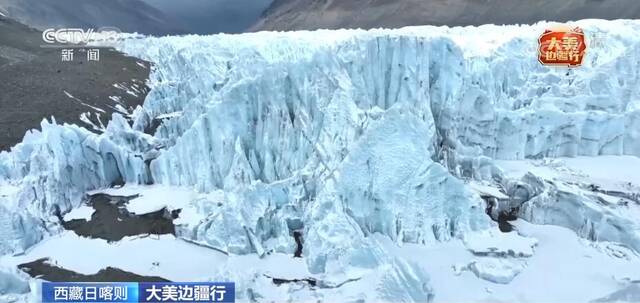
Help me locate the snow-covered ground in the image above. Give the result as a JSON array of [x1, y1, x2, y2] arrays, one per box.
[[1, 217, 638, 302], [0, 232, 229, 282], [62, 205, 95, 221], [89, 184, 211, 225], [1, 19, 640, 302], [497, 156, 640, 186], [388, 220, 640, 303]]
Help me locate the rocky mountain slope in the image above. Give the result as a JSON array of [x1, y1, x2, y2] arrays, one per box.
[[0, 0, 184, 35], [0, 15, 150, 151], [252, 0, 640, 31]]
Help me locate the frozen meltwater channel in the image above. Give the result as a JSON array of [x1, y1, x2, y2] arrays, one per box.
[[0, 20, 640, 302]]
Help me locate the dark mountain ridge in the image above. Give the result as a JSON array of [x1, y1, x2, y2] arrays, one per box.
[[0, 0, 185, 35], [252, 0, 640, 31]]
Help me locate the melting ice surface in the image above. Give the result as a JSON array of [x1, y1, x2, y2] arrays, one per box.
[[1, 19, 640, 302]]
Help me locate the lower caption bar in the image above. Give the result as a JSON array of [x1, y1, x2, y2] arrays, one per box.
[[42, 282, 235, 303]]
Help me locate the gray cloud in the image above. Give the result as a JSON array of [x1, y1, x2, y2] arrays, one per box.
[[142, 0, 273, 34]]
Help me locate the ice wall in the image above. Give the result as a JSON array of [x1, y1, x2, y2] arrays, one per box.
[[0, 20, 639, 274], [114, 21, 640, 184], [112, 33, 497, 272], [108, 20, 640, 273], [0, 117, 149, 254]]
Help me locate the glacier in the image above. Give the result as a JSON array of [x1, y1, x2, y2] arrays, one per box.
[[0, 19, 639, 301]]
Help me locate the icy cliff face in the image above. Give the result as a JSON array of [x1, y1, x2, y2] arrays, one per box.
[[108, 20, 640, 261], [0, 19, 639, 300], [0, 118, 152, 254], [110, 31, 498, 274]]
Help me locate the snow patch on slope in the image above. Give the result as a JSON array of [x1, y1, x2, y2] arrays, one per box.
[[62, 205, 95, 221], [463, 230, 538, 257], [466, 258, 525, 284]]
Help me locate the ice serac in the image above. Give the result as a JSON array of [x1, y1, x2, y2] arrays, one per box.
[[112, 32, 493, 276], [110, 21, 640, 260], [497, 159, 640, 253], [108, 21, 640, 285], [0, 116, 150, 254], [0, 267, 29, 295]]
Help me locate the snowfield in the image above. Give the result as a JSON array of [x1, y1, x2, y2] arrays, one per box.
[[1, 19, 640, 302]]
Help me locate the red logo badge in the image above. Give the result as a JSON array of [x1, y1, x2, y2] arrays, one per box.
[[538, 26, 587, 67]]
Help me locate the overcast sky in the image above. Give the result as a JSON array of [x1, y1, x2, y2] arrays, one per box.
[[142, 0, 273, 34]]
